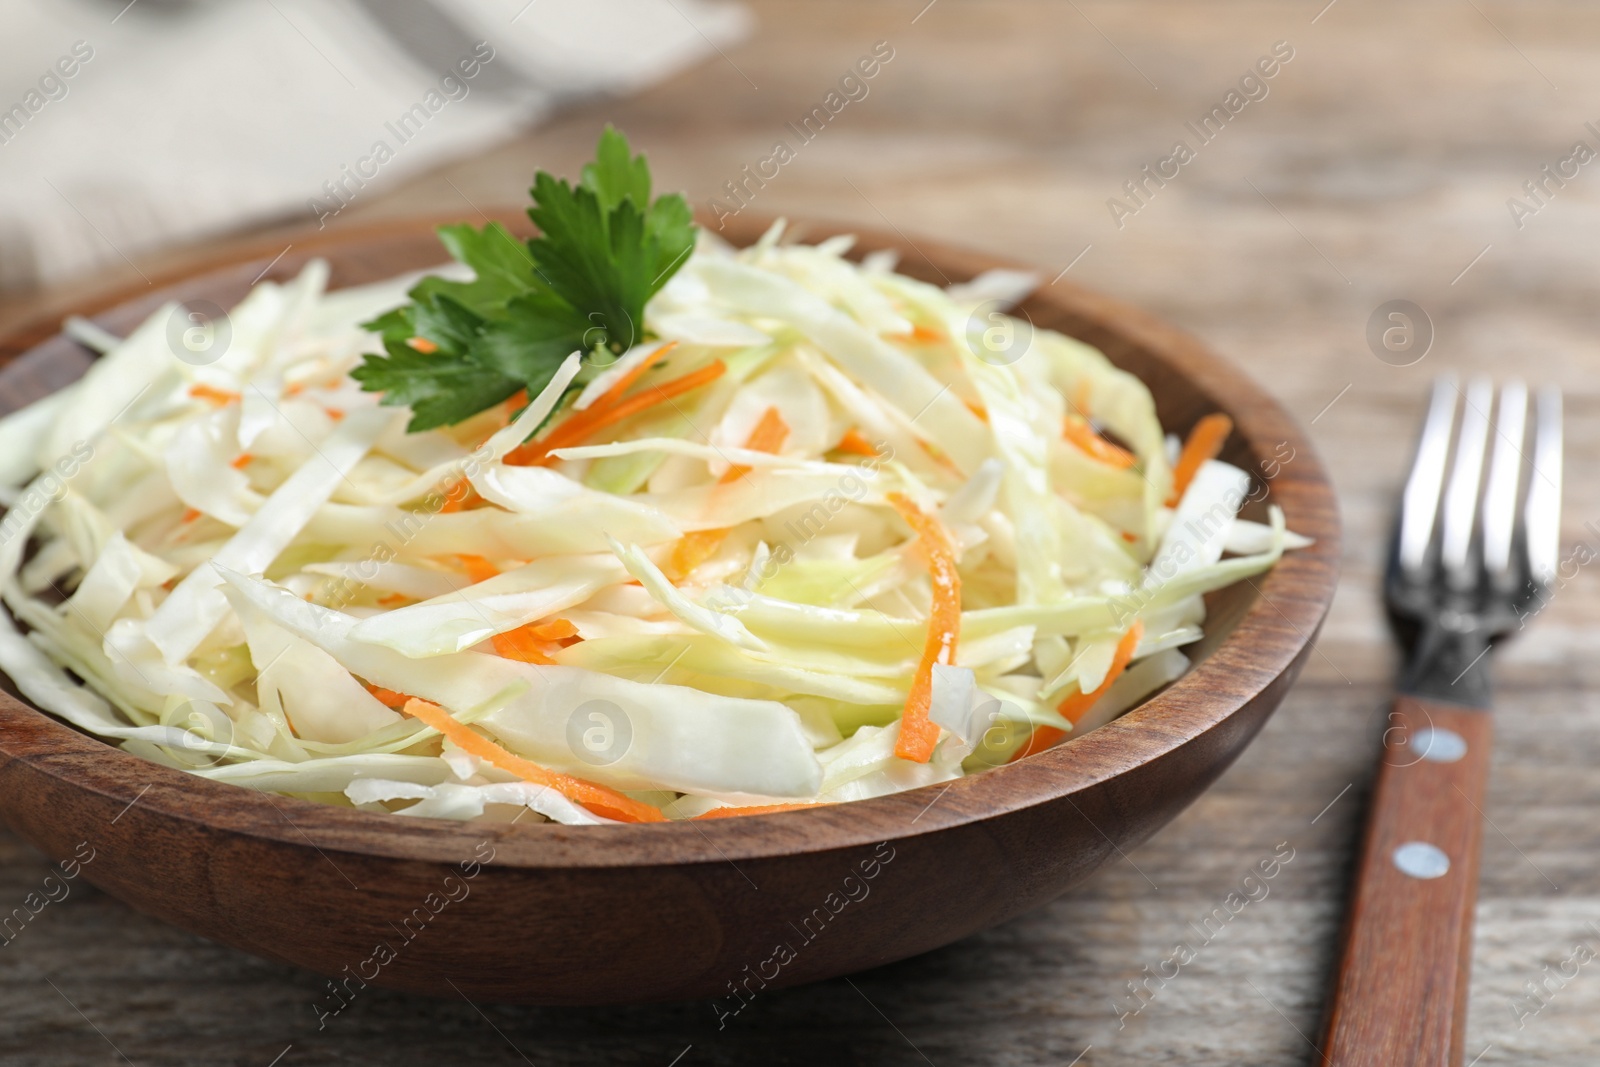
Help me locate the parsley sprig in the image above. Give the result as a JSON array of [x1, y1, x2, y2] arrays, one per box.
[[353, 126, 697, 432]]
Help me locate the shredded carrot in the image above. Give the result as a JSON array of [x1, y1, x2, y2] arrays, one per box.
[[694, 802, 824, 819], [963, 398, 990, 422], [499, 342, 678, 464], [491, 625, 559, 665], [719, 406, 789, 483], [180, 507, 202, 524], [284, 382, 307, 397], [735, 407, 786, 469], [1120, 530, 1139, 544], [917, 437, 963, 475], [910, 323, 942, 343], [364, 683, 413, 708], [1057, 620, 1144, 725], [455, 554, 500, 584], [591, 341, 677, 412], [479, 389, 532, 435], [553, 358, 724, 447], [1063, 415, 1136, 469], [376, 593, 408, 607], [437, 478, 480, 513], [835, 428, 880, 456], [528, 618, 579, 641], [407, 337, 439, 354], [1010, 621, 1144, 762], [326, 408, 345, 422], [1167, 413, 1233, 506], [669, 529, 730, 579], [503, 355, 722, 467], [401, 698, 665, 823], [887, 493, 962, 764], [668, 407, 790, 578], [188, 383, 239, 406]]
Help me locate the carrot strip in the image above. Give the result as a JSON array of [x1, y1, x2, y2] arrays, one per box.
[[455, 554, 500, 584], [1167, 413, 1233, 506], [669, 529, 730, 579], [1010, 621, 1145, 762], [364, 683, 414, 708], [437, 477, 480, 514], [401, 698, 665, 823], [478, 389, 533, 437], [835, 428, 880, 456], [917, 437, 962, 475], [491, 625, 560, 665], [406, 337, 439, 354], [188, 383, 239, 406], [719, 406, 789, 483], [729, 406, 790, 473], [667, 407, 790, 579], [180, 508, 202, 524], [694, 803, 824, 819], [887, 493, 962, 764], [1062, 415, 1136, 469], [230, 453, 253, 469], [376, 593, 408, 607], [499, 342, 679, 465], [591, 341, 678, 413], [504, 356, 723, 467], [528, 618, 579, 641], [559, 358, 725, 445], [963, 398, 989, 422], [1056, 620, 1144, 724], [326, 408, 345, 422]]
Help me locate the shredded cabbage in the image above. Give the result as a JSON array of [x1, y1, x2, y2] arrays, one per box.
[[0, 231, 1306, 825]]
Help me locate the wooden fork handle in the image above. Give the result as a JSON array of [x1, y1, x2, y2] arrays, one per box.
[[1322, 696, 1492, 1067]]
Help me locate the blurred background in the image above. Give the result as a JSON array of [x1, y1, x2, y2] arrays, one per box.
[[4, 1, 1599, 1064]]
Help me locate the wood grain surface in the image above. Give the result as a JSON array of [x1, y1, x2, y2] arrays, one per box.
[[2, 0, 1599, 1063]]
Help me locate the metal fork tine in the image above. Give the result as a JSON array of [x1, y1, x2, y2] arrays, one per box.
[[1353, 378, 1559, 1061], [1399, 376, 1458, 577], [1481, 380, 1527, 586], [1525, 386, 1563, 587], [1441, 378, 1493, 588]]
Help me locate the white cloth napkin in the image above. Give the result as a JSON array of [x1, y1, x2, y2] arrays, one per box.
[[0, 0, 749, 290]]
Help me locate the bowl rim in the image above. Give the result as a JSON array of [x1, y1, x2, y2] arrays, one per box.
[[0, 212, 1341, 869]]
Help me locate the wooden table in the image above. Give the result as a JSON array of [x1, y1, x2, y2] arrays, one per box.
[[4, 1, 1599, 1062]]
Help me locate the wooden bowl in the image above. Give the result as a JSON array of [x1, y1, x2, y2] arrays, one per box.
[[0, 214, 1339, 1006]]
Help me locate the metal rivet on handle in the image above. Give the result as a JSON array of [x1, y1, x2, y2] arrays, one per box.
[[1393, 841, 1451, 880], [1412, 726, 1467, 763]]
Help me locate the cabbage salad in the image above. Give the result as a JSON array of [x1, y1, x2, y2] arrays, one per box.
[[0, 136, 1305, 826]]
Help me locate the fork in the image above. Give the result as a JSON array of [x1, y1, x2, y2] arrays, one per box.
[[1321, 377, 1563, 1066]]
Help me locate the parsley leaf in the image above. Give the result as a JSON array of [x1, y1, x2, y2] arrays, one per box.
[[415, 222, 546, 314], [353, 125, 696, 432], [351, 334, 524, 431]]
